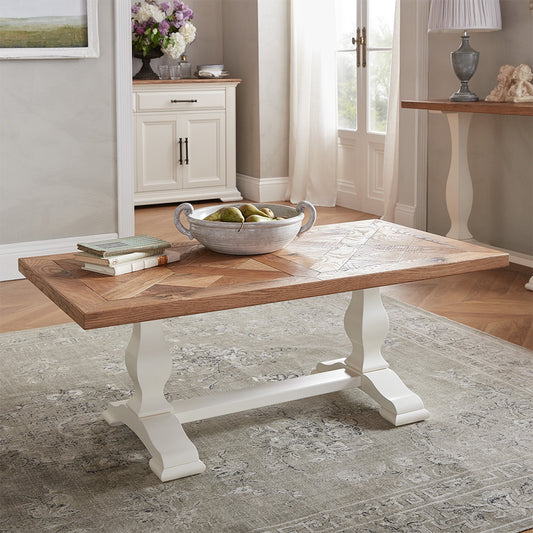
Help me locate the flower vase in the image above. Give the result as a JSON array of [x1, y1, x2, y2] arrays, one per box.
[[133, 48, 164, 80]]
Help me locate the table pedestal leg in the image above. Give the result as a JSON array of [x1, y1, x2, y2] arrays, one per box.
[[443, 111, 474, 240], [102, 320, 206, 481], [315, 289, 429, 426]]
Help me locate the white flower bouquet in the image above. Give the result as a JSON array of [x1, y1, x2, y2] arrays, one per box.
[[132, 0, 197, 59]]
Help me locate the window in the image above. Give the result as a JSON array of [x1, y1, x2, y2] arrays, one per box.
[[335, 0, 395, 134]]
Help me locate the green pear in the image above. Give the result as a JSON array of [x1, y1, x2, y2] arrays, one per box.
[[239, 203, 266, 219], [220, 206, 245, 223], [204, 208, 223, 221], [245, 214, 272, 223], [260, 208, 275, 218]]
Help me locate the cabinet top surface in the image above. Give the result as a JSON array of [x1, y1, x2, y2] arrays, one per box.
[[19, 219, 508, 330], [401, 99, 533, 116], [133, 78, 241, 86]]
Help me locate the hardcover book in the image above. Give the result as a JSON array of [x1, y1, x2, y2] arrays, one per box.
[[73, 249, 168, 266], [81, 250, 181, 276], [77, 235, 171, 258]]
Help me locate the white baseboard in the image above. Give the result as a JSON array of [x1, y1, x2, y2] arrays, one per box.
[[393, 204, 417, 228], [336, 180, 358, 210], [336, 185, 418, 229], [0, 233, 118, 281], [236, 174, 289, 203], [465, 239, 533, 269]]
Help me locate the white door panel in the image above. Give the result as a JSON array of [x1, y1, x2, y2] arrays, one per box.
[[181, 112, 225, 189], [135, 115, 179, 192]]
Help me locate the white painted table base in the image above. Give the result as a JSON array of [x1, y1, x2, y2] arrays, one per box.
[[432, 110, 474, 241], [103, 287, 429, 482]]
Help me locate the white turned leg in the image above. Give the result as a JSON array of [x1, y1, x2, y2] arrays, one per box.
[[525, 275, 533, 291], [444, 112, 474, 240], [316, 289, 429, 426], [103, 321, 205, 481]]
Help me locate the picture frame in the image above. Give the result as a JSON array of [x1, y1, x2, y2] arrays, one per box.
[[0, 0, 99, 60]]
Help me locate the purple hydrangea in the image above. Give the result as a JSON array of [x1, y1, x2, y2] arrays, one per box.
[[131, 5, 139, 14], [158, 19, 170, 36], [134, 21, 147, 35], [160, 1, 171, 11]]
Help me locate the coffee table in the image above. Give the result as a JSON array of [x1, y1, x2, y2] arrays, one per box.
[[19, 219, 508, 482]]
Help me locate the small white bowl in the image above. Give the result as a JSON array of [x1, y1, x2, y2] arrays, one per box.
[[174, 202, 316, 255]]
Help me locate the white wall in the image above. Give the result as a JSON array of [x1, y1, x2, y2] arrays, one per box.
[[222, 0, 261, 178], [427, 0, 533, 255], [0, 1, 117, 245]]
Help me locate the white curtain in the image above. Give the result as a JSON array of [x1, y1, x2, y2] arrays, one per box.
[[381, 0, 401, 222], [288, 0, 338, 207]]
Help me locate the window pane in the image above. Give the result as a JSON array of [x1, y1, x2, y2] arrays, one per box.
[[367, 50, 391, 134], [335, 0, 357, 49], [337, 51, 357, 130], [368, 0, 394, 48]]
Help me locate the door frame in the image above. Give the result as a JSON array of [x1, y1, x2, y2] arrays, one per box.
[[336, 0, 429, 229]]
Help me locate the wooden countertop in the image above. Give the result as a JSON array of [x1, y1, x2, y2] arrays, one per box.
[[401, 99, 533, 116], [19, 220, 508, 330], [133, 78, 242, 85]]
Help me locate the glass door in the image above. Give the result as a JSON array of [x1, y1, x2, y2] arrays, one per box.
[[335, 0, 395, 214]]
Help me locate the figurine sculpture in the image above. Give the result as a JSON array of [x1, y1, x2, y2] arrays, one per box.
[[506, 64, 533, 102], [485, 64, 515, 102]]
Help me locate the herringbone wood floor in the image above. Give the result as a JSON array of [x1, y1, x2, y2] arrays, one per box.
[[1, 203, 532, 351]]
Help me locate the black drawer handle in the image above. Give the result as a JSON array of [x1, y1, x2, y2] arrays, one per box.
[[178, 138, 183, 165], [170, 99, 198, 103]]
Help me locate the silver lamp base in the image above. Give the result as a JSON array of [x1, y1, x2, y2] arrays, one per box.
[[450, 32, 479, 102]]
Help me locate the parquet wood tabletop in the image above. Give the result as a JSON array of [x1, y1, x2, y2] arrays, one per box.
[[19, 219, 508, 330]]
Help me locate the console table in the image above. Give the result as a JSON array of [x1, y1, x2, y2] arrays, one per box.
[[401, 99, 533, 290], [19, 220, 508, 481]]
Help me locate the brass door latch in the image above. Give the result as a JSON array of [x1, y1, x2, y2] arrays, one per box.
[[352, 26, 367, 68]]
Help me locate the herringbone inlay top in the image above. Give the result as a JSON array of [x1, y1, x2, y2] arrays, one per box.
[[19, 220, 508, 330]]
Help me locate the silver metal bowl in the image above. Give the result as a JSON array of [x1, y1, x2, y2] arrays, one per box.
[[174, 202, 316, 255]]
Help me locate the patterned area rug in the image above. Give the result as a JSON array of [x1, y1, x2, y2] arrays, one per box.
[[1, 294, 532, 533]]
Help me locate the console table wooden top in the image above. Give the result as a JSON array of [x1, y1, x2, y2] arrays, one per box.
[[19, 219, 508, 330], [401, 99, 533, 116]]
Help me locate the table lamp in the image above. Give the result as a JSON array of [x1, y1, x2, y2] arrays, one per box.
[[428, 0, 502, 101]]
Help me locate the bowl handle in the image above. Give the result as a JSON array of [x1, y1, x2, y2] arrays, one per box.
[[174, 203, 194, 240], [296, 201, 317, 236]]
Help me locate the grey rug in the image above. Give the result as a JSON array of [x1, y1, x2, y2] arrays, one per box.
[[1, 294, 532, 533]]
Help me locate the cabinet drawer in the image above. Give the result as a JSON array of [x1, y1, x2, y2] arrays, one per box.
[[136, 90, 225, 111]]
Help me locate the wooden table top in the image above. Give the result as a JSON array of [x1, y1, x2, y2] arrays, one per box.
[[401, 99, 533, 116], [19, 220, 509, 330]]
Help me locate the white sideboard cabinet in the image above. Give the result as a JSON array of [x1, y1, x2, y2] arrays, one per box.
[[133, 79, 243, 205]]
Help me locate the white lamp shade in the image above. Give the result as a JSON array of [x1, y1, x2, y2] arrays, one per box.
[[428, 0, 502, 32]]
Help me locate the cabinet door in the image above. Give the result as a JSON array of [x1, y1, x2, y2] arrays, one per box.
[[135, 114, 180, 192], [179, 112, 226, 189]]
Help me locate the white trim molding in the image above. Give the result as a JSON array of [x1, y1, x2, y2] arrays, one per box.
[[413, 0, 429, 230], [0, 233, 118, 281], [115, 0, 135, 237], [236, 174, 289, 203]]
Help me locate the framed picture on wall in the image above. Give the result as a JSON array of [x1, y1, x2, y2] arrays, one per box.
[[0, 0, 99, 59]]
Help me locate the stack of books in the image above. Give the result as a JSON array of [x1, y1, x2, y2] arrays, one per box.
[[74, 235, 179, 276]]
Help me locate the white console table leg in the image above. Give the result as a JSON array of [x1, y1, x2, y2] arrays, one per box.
[[315, 289, 429, 426], [102, 320, 206, 481], [443, 111, 474, 240]]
